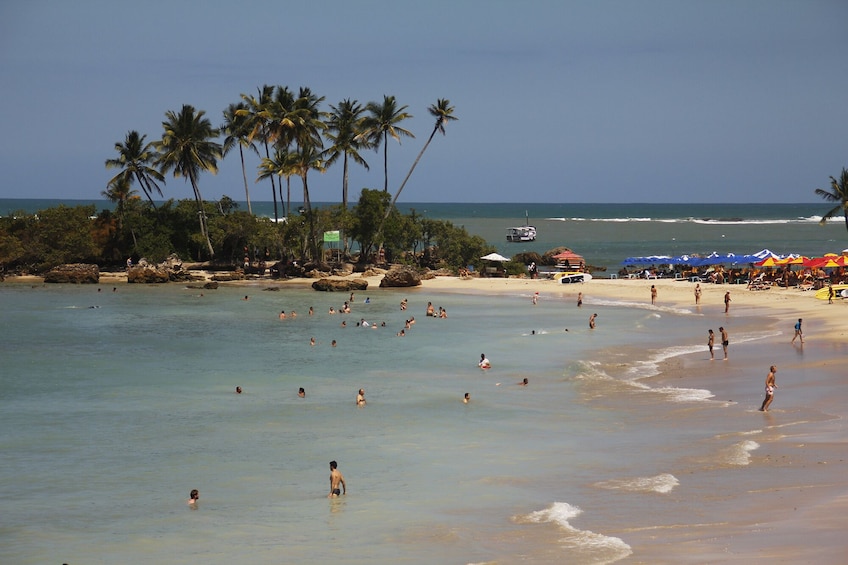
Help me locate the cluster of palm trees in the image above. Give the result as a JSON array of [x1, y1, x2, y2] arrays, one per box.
[[106, 86, 456, 262]]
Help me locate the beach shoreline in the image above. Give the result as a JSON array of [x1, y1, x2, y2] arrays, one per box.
[[5, 272, 846, 561]]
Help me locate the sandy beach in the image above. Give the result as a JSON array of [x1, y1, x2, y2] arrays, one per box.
[[7, 271, 847, 561]]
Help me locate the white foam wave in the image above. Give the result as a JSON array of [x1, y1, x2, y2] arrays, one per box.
[[589, 297, 696, 316], [593, 473, 680, 494], [724, 440, 760, 465], [546, 216, 822, 224], [516, 502, 632, 563]]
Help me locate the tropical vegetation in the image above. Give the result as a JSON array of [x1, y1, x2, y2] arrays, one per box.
[[815, 168, 848, 232], [1, 84, 468, 274]]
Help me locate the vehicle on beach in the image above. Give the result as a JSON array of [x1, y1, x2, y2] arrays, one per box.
[[506, 211, 536, 242], [555, 271, 592, 284]]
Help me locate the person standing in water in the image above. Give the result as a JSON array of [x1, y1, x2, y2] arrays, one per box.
[[694, 283, 701, 305], [707, 329, 715, 360], [328, 461, 346, 498], [478, 354, 491, 369], [724, 291, 731, 313], [719, 327, 729, 360], [589, 313, 597, 329], [759, 365, 778, 411], [791, 318, 804, 344]]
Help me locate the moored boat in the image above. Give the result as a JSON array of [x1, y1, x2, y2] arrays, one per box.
[[506, 211, 536, 242]]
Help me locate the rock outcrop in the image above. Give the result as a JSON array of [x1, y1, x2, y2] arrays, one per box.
[[311, 278, 369, 292], [379, 267, 422, 288], [43, 263, 100, 284]]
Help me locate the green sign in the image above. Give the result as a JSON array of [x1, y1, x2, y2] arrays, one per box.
[[323, 230, 340, 242]]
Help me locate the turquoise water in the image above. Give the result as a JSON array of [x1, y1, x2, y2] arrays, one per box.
[[0, 278, 801, 564]]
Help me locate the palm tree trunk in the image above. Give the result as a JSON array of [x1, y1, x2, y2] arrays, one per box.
[[375, 126, 437, 241], [342, 153, 350, 257], [189, 170, 214, 259], [264, 141, 278, 222], [239, 145, 252, 215], [383, 132, 389, 192], [134, 171, 157, 210]]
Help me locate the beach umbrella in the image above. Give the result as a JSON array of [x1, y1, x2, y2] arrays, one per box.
[[480, 252, 510, 262], [755, 257, 778, 267]]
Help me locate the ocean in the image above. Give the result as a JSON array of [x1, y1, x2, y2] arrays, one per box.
[[1, 199, 844, 272], [0, 201, 844, 564]]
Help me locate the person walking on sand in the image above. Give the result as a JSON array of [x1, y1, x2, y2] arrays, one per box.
[[650, 284, 657, 305], [791, 318, 804, 344], [589, 313, 597, 329], [328, 461, 346, 498], [724, 291, 731, 313], [828, 284, 834, 304], [707, 329, 715, 360], [759, 365, 778, 411], [719, 327, 729, 360], [694, 283, 701, 305]]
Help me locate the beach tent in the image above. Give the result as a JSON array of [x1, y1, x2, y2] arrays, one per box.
[[480, 252, 510, 262], [621, 255, 672, 265], [552, 250, 585, 263]]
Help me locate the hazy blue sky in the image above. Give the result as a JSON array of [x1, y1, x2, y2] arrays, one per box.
[[1, 1, 846, 203]]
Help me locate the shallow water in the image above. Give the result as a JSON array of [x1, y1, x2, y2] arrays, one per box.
[[4, 277, 820, 564]]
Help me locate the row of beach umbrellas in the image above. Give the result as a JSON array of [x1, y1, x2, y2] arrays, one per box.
[[622, 249, 848, 268]]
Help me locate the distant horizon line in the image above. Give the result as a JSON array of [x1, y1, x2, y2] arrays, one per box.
[[0, 198, 824, 206]]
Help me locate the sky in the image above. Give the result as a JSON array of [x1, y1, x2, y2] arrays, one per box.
[[1, 0, 847, 204]]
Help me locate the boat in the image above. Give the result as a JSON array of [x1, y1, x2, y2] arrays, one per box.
[[506, 211, 536, 242], [554, 271, 592, 284]]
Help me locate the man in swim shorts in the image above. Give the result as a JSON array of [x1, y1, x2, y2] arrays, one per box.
[[328, 461, 346, 498], [759, 365, 778, 411]]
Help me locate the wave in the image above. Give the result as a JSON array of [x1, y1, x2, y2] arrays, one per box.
[[546, 216, 822, 224], [515, 502, 632, 564], [593, 473, 680, 494], [721, 440, 760, 465]]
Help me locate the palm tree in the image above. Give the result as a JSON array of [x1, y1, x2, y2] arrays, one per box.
[[238, 85, 281, 220], [291, 144, 327, 261], [388, 99, 457, 213], [105, 130, 165, 208], [221, 102, 258, 215], [325, 99, 370, 211], [359, 95, 414, 192], [257, 147, 297, 222], [102, 176, 139, 248], [154, 104, 222, 258], [815, 168, 848, 232]]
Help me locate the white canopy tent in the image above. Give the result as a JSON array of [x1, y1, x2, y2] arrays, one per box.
[[480, 252, 510, 262]]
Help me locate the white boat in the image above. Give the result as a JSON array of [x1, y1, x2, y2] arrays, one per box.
[[554, 271, 592, 284], [506, 211, 536, 242]]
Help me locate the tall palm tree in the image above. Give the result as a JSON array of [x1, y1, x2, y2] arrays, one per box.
[[222, 102, 258, 215], [388, 99, 457, 213], [815, 168, 848, 232], [238, 85, 281, 220], [154, 104, 222, 258], [105, 130, 165, 208], [325, 99, 370, 211], [375, 100, 457, 246], [291, 144, 327, 261], [102, 176, 139, 247], [257, 147, 297, 222], [359, 95, 414, 192]]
